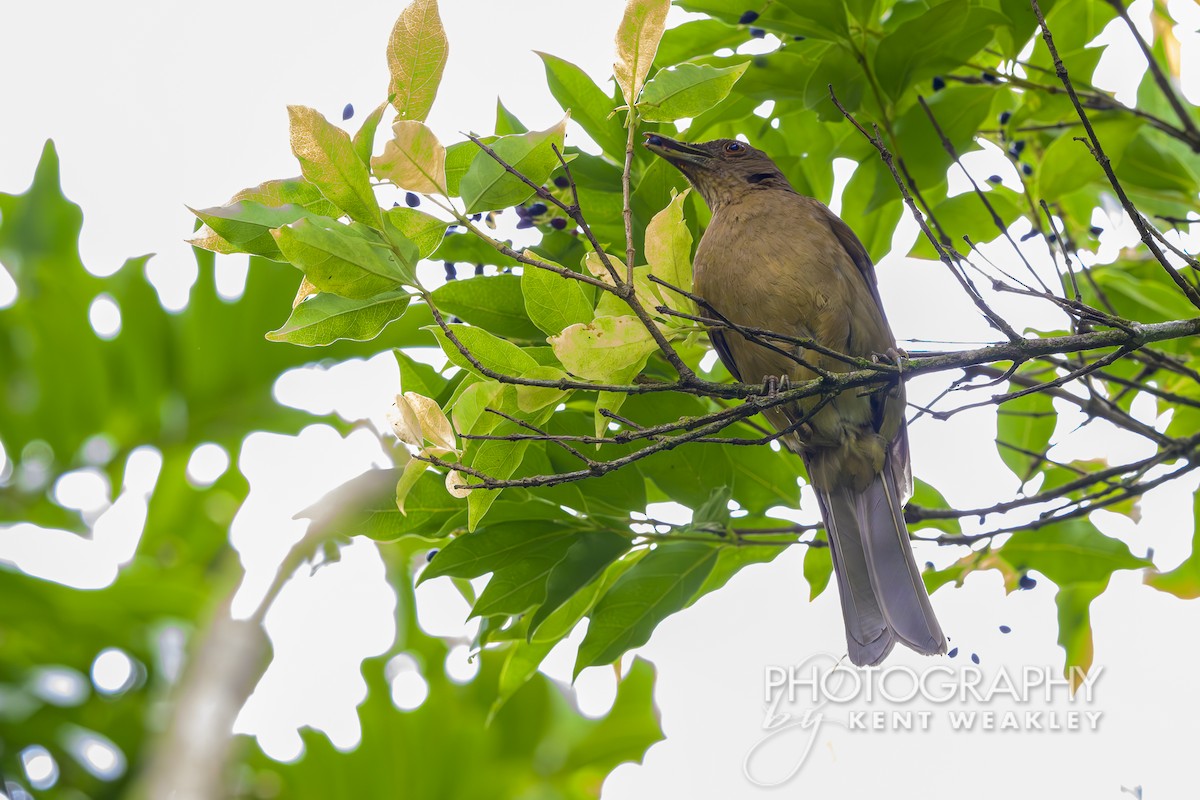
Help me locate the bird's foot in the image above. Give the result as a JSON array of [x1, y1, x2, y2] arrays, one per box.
[[872, 347, 908, 374], [758, 374, 790, 401]]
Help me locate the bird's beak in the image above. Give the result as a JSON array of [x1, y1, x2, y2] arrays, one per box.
[[643, 133, 709, 168]]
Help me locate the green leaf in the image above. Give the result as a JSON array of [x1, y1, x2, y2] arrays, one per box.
[[422, 521, 571, 582], [495, 98, 528, 135], [383, 207, 448, 259], [521, 255, 594, 336], [189, 201, 328, 261], [431, 229, 520, 269], [908, 478, 962, 535], [296, 468, 460, 541], [273, 218, 416, 297], [266, 290, 411, 346], [803, 534, 833, 599], [575, 541, 719, 674], [528, 531, 630, 638], [428, 322, 540, 377], [459, 115, 570, 213], [444, 138, 495, 197], [536, 52, 626, 157], [467, 438, 530, 530], [352, 101, 388, 164], [643, 189, 693, 313], [637, 62, 749, 122], [613, 0, 671, 105], [288, 105, 381, 227], [470, 531, 578, 618], [873, 5, 1007, 100], [909, 188, 1025, 260], [1145, 491, 1200, 598], [892, 85, 998, 195], [372, 120, 447, 194], [386, 0, 448, 122], [655, 18, 745, 67], [1055, 579, 1106, 688], [996, 387, 1056, 481], [1038, 118, 1141, 198], [431, 274, 545, 340], [394, 349, 445, 399], [1000, 520, 1149, 586]]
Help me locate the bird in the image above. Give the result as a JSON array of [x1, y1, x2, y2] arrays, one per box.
[[645, 133, 946, 666]]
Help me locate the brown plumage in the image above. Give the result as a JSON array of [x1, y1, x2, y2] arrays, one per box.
[[645, 134, 946, 665]]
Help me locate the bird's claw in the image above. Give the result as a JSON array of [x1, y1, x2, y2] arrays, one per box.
[[759, 374, 790, 400], [872, 347, 908, 374]]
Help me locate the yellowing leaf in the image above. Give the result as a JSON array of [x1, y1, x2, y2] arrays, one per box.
[[388, 393, 424, 447], [613, 0, 670, 106], [446, 469, 472, 498], [386, 0, 449, 122], [549, 315, 657, 383], [643, 189, 693, 314], [403, 391, 457, 452], [288, 105, 381, 227], [372, 120, 447, 195]]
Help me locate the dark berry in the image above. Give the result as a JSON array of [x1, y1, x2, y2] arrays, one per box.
[[1089, 226, 1104, 236], [987, 175, 1002, 184], [553, 176, 570, 189], [470, 213, 483, 221], [515, 205, 531, 218], [516, 218, 534, 230], [924, 561, 934, 570], [999, 625, 1011, 634], [1022, 163, 1034, 176], [971, 653, 980, 664], [1048, 233, 1057, 243], [1019, 574, 1037, 590], [550, 217, 567, 230], [749, 27, 766, 38], [932, 76, 945, 92], [948, 647, 958, 658], [443, 262, 456, 281], [342, 103, 354, 120], [446, 224, 458, 232], [1020, 230, 1039, 241], [981, 72, 998, 83], [999, 110, 1012, 124], [739, 9, 759, 24], [528, 202, 548, 216], [405, 192, 420, 208], [793, 35, 805, 41], [474, 264, 484, 276], [426, 549, 438, 562], [1011, 139, 1026, 155], [392, 201, 400, 207]]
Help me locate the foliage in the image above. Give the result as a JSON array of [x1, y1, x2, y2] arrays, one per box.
[[3, 0, 1200, 795]]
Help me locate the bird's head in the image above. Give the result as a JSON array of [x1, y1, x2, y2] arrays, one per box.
[[643, 134, 792, 209]]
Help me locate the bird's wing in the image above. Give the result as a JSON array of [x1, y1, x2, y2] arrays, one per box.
[[815, 201, 889, 320], [708, 329, 743, 382]]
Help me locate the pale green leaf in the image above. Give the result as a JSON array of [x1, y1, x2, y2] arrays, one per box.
[[386, 0, 449, 122], [372, 120, 447, 195], [636, 62, 748, 122], [288, 105, 381, 226]]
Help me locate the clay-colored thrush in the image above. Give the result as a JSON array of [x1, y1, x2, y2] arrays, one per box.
[[645, 134, 946, 665]]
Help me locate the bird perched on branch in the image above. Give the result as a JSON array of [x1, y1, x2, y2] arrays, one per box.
[[645, 134, 945, 666]]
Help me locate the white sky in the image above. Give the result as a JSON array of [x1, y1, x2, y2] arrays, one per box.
[[2, 1, 1200, 797]]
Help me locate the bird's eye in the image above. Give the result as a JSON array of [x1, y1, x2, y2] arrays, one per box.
[[724, 141, 745, 154]]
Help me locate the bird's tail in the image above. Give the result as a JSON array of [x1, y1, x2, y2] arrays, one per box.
[[813, 458, 946, 666]]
